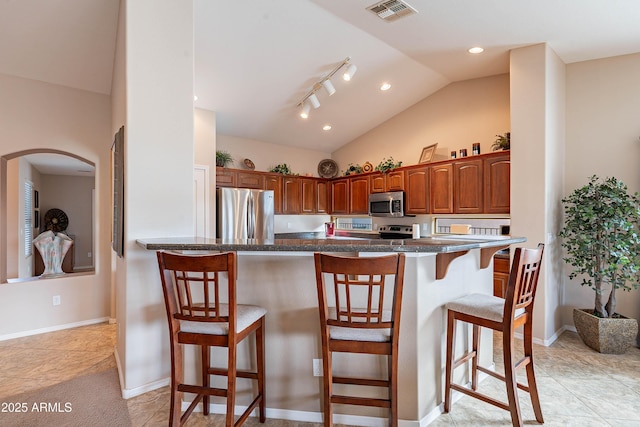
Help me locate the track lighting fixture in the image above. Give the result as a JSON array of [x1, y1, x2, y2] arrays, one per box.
[[342, 63, 357, 81], [296, 57, 356, 119], [299, 102, 311, 119], [308, 93, 320, 109], [321, 79, 336, 96]]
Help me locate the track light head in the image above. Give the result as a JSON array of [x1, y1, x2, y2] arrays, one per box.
[[300, 102, 311, 119], [321, 79, 336, 96], [308, 93, 320, 109], [343, 63, 357, 81]]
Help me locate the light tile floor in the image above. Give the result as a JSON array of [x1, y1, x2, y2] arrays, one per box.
[[0, 323, 639, 426]]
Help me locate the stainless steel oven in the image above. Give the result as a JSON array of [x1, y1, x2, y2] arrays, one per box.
[[368, 191, 404, 217]]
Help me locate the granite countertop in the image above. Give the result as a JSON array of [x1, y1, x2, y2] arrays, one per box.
[[136, 234, 525, 254]]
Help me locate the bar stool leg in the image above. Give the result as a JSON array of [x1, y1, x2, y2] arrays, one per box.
[[389, 352, 398, 427], [471, 324, 480, 390], [169, 339, 183, 426], [202, 345, 210, 415], [257, 318, 266, 422], [443, 311, 456, 413], [226, 344, 237, 427], [502, 331, 523, 427], [322, 350, 334, 427], [524, 322, 544, 423]]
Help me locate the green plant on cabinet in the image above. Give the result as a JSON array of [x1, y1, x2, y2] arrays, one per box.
[[216, 150, 234, 167], [491, 132, 510, 151]]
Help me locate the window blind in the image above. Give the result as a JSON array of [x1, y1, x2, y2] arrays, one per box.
[[24, 181, 33, 257]]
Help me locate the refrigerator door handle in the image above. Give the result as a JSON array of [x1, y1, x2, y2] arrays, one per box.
[[247, 192, 255, 239]]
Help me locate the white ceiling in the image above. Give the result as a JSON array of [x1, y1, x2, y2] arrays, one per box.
[[1, 0, 640, 160]]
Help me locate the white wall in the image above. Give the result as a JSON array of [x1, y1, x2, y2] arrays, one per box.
[[217, 134, 331, 177], [0, 72, 112, 337], [194, 108, 216, 237], [116, 0, 194, 395], [564, 52, 640, 332], [332, 74, 510, 172]]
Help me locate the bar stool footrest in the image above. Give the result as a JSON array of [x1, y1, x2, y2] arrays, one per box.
[[331, 394, 391, 408]]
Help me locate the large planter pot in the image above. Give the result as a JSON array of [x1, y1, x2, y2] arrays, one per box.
[[573, 308, 638, 354]]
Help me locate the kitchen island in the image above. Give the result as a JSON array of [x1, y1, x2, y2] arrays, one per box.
[[137, 235, 524, 426]]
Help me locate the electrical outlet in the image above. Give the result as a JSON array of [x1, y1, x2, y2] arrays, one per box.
[[87, 251, 92, 258], [312, 358, 322, 377], [53, 295, 61, 306]]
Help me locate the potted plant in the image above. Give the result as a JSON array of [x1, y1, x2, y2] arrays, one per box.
[[216, 150, 234, 167], [375, 157, 402, 173], [491, 132, 510, 151], [269, 163, 297, 175], [559, 175, 640, 353]]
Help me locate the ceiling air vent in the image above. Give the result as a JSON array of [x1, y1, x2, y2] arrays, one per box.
[[367, 0, 418, 22]]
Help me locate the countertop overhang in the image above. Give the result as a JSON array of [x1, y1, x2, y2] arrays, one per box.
[[136, 235, 525, 254]]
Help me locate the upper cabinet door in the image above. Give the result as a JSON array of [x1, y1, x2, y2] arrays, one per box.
[[264, 174, 283, 214], [405, 167, 429, 214], [316, 180, 330, 214], [484, 153, 510, 214], [300, 178, 317, 214], [454, 159, 483, 214], [349, 175, 369, 214], [331, 178, 349, 214], [282, 176, 301, 214], [369, 173, 386, 193], [385, 170, 405, 192], [237, 171, 264, 189], [430, 164, 453, 214]]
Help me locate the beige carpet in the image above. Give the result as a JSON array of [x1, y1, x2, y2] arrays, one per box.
[[0, 367, 131, 427]]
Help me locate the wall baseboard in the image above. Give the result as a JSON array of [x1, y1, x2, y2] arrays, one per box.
[[0, 316, 109, 341]]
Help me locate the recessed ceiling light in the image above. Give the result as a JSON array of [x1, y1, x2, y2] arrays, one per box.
[[380, 82, 391, 91], [468, 47, 484, 54], [193, 95, 198, 101], [323, 125, 332, 131]]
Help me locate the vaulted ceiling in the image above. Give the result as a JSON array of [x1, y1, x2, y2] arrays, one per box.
[[2, 0, 640, 158]]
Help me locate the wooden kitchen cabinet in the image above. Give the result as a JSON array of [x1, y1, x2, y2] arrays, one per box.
[[264, 174, 283, 214], [493, 254, 510, 298], [484, 152, 510, 214], [300, 178, 316, 214], [237, 171, 264, 189], [430, 163, 453, 214], [386, 170, 405, 191], [215, 167, 236, 187], [370, 173, 386, 193], [404, 166, 429, 214], [370, 170, 404, 193], [282, 176, 301, 214], [349, 175, 369, 214], [454, 158, 483, 214], [316, 180, 330, 213], [331, 178, 349, 214]]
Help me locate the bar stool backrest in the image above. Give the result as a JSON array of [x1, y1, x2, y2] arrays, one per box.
[[157, 251, 238, 334], [314, 253, 405, 335], [503, 243, 544, 327]]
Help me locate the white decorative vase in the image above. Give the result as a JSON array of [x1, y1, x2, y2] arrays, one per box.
[[33, 230, 74, 277]]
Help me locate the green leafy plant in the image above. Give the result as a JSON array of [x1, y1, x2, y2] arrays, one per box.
[[216, 150, 234, 167], [491, 132, 510, 151], [559, 175, 640, 318], [269, 163, 297, 175], [375, 157, 402, 173], [343, 163, 363, 176]]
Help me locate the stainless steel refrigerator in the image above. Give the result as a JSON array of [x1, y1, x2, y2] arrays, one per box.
[[217, 188, 274, 240]]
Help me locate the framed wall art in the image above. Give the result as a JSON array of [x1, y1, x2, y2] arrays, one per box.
[[419, 143, 438, 164]]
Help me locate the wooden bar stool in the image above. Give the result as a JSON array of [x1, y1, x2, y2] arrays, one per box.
[[314, 252, 406, 427], [444, 244, 544, 427], [157, 251, 266, 427]]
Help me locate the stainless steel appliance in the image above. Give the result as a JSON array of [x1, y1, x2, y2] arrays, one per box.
[[368, 191, 405, 217], [217, 188, 274, 240], [378, 225, 413, 239]]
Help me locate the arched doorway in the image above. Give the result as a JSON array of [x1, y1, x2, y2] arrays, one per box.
[[1, 149, 95, 282]]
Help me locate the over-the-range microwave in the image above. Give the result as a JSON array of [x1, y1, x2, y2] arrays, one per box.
[[368, 191, 404, 217]]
